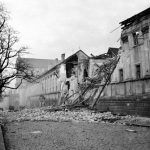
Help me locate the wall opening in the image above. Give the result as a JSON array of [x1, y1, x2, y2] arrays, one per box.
[[66, 54, 78, 78], [119, 68, 123, 81], [136, 64, 141, 79], [133, 32, 139, 46]]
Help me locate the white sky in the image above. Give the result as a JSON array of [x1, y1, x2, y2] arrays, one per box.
[[2, 0, 149, 59]]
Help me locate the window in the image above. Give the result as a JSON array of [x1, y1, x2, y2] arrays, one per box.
[[133, 32, 139, 45], [136, 64, 141, 79], [142, 26, 149, 35], [142, 26, 149, 40], [121, 35, 128, 43], [83, 69, 88, 82], [119, 69, 123, 81]]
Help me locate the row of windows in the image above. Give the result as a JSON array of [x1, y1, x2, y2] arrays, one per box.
[[121, 26, 149, 45], [119, 64, 141, 81]]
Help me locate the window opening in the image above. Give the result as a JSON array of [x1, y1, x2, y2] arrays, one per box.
[[136, 64, 141, 79], [119, 69, 123, 81]]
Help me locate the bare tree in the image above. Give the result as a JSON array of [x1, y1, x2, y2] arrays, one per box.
[[0, 4, 36, 97]]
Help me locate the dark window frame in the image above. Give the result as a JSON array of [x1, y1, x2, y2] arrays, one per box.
[[135, 64, 141, 79], [132, 32, 139, 46], [121, 35, 128, 43], [119, 68, 123, 81], [141, 26, 149, 35]]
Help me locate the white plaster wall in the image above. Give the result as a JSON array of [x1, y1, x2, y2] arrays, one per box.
[[113, 17, 150, 82]]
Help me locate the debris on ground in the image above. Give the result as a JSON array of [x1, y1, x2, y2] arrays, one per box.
[[2, 107, 133, 124], [1, 106, 150, 128]]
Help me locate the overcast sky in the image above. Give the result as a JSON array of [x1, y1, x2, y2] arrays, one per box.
[[2, 0, 149, 59]]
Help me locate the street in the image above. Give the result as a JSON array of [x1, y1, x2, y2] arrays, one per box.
[[4, 120, 150, 150], [2, 108, 150, 150]]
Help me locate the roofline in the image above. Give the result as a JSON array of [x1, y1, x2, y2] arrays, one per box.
[[108, 47, 119, 50], [89, 53, 108, 59], [37, 50, 89, 78], [120, 7, 150, 26], [89, 47, 119, 59], [63, 50, 89, 63], [20, 57, 55, 61]]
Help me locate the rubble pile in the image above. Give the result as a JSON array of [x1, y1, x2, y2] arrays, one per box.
[[4, 107, 132, 124]]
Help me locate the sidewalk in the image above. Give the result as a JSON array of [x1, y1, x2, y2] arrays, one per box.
[[0, 125, 5, 150]]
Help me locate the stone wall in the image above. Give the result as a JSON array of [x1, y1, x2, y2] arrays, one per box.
[[94, 77, 150, 116]]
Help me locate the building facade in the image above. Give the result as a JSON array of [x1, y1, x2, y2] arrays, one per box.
[[93, 8, 150, 116], [9, 58, 58, 108], [8, 8, 150, 116], [20, 50, 89, 107]]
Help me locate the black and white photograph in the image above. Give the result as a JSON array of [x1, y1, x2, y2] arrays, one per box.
[[0, 0, 150, 149]]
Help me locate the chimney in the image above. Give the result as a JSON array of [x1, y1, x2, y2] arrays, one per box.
[[61, 53, 65, 61]]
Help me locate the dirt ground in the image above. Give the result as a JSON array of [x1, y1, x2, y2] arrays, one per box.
[[4, 120, 150, 150]]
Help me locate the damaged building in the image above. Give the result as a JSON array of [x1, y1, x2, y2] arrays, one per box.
[[92, 7, 150, 116], [9, 7, 150, 117], [18, 50, 89, 107]]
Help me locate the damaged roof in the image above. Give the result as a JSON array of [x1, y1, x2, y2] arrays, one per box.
[[107, 47, 119, 57], [90, 47, 119, 59], [62, 50, 89, 63], [120, 7, 150, 29], [39, 50, 89, 78]]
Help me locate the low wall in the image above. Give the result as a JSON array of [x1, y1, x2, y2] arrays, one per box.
[[94, 77, 150, 117], [95, 95, 150, 116]]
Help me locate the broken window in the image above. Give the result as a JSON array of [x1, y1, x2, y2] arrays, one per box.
[[119, 69, 123, 81], [132, 32, 139, 46], [142, 26, 149, 40], [121, 35, 128, 43], [136, 64, 141, 79], [66, 54, 78, 78], [65, 81, 70, 90], [83, 69, 88, 82]]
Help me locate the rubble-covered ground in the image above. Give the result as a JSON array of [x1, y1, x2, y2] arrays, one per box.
[[2, 106, 150, 126], [1, 107, 150, 150], [3, 107, 133, 123]]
